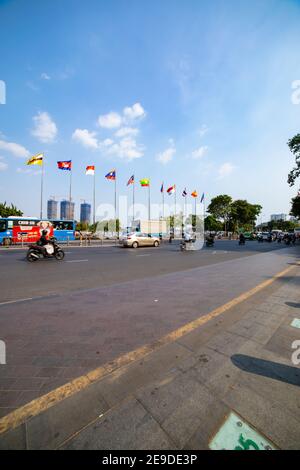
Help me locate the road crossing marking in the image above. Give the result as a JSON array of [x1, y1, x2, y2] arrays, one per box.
[[66, 259, 89, 263]]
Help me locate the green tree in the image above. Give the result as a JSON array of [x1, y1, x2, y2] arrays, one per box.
[[287, 134, 300, 186], [204, 215, 223, 231], [267, 219, 298, 231], [0, 202, 23, 217], [76, 222, 88, 231], [207, 195, 232, 232], [290, 194, 300, 219], [230, 200, 262, 231]]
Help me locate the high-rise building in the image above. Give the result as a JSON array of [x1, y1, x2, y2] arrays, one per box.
[[80, 203, 91, 224], [60, 200, 75, 220], [270, 213, 287, 221], [47, 199, 58, 220]]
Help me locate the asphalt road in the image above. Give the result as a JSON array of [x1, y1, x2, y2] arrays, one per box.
[[0, 240, 292, 303]]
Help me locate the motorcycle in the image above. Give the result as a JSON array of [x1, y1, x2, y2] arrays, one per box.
[[205, 238, 214, 247], [26, 239, 65, 262]]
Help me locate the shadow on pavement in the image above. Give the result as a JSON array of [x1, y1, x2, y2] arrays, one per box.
[[285, 301, 300, 308], [231, 354, 300, 387]]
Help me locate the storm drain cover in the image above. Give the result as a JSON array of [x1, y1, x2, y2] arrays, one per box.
[[209, 411, 277, 450], [290, 318, 300, 329]]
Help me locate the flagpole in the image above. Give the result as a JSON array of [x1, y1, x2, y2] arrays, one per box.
[[184, 194, 187, 236], [69, 169, 72, 203], [148, 182, 151, 236], [203, 195, 205, 233], [174, 187, 176, 238], [114, 173, 117, 237], [93, 169, 96, 226], [40, 156, 44, 219], [132, 178, 135, 223]]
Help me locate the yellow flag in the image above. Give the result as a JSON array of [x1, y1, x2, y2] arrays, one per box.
[[27, 153, 43, 166]]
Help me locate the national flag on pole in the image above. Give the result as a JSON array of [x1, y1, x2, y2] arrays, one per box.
[[140, 178, 150, 187], [57, 160, 72, 171], [182, 188, 187, 197], [86, 165, 95, 175], [127, 175, 134, 186], [105, 169, 116, 180], [191, 190, 198, 198], [27, 153, 43, 166], [167, 185, 176, 195], [200, 192, 204, 203], [160, 182, 164, 193]]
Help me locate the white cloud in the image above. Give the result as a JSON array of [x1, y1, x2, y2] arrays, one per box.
[[108, 137, 144, 161], [217, 162, 235, 179], [101, 138, 114, 147], [190, 146, 208, 159], [0, 139, 30, 158], [41, 73, 51, 80], [72, 129, 98, 149], [115, 127, 139, 138], [98, 111, 122, 129], [156, 144, 176, 165], [123, 102, 146, 121], [31, 111, 57, 143], [198, 124, 209, 137], [0, 158, 8, 171]]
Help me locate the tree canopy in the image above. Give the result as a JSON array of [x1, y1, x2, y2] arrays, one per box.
[[207, 195, 232, 229], [230, 200, 262, 231], [0, 202, 23, 218], [206, 195, 262, 232], [287, 134, 300, 186], [204, 215, 223, 232], [290, 194, 300, 219]]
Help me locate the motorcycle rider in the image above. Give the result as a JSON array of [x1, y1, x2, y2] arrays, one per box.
[[239, 232, 245, 244], [37, 229, 50, 257], [206, 232, 215, 246]]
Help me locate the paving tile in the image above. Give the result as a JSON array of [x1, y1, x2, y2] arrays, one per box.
[[0, 424, 26, 450], [26, 385, 109, 449], [0, 391, 21, 407], [61, 398, 174, 450], [235, 370, 300, 418], [95, 342, 190, 407], [223, 381, 300, 449], [205, 331, 251, 357], [0, 407, 17, 419], [136, 370, 227, 448]]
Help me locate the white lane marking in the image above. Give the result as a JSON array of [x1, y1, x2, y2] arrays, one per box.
[[136, 254, 151, 257], [0, 297, 33, 306], [66, 259, 89, 263]]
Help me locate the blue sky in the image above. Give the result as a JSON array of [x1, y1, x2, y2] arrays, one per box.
[[0, 0, 300, 223]]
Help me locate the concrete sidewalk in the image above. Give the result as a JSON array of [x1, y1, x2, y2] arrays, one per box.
[[0, 267, 299, 449]]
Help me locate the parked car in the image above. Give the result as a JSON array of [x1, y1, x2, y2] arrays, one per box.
[[122, 232, 160, 248]]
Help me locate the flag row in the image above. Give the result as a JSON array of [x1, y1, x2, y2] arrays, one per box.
[[27, 153, 204, 200]]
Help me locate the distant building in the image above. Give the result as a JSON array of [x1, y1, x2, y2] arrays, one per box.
[[80, 203, 91, 225], [60, 200, 75, 220], [270, 213, 287, 222], [47, 199, 58, 220]]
